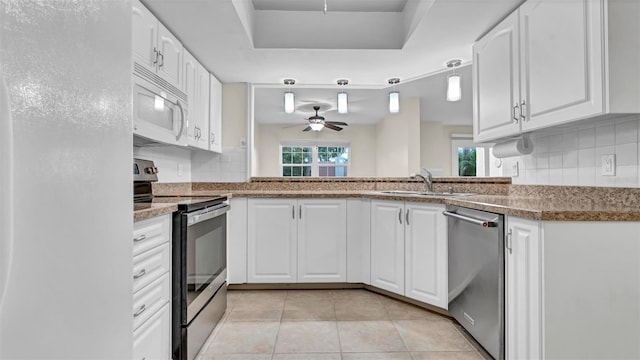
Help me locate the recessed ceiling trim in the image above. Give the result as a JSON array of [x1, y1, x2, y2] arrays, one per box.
[[252, 0, 408, 13]]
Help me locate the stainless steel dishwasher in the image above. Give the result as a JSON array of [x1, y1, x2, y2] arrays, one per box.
[[443, 205, 504, 360]]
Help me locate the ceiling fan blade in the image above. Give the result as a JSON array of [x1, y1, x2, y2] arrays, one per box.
[[325, 121, 348, 126], [302, 126, 312, 132], [324, 123, 343, 131]]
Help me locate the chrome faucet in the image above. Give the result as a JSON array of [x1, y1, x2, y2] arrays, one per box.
[[411, 168, 433, 193]]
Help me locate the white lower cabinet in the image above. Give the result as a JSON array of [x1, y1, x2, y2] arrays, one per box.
[[133, 214, 172, 360], [505, 217, 542, 360], [247, 198, 347, 283], [133, 303, 171, 360], [371, 200, 447, 309]]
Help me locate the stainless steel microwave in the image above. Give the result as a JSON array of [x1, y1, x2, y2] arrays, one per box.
[[133, 63, 188, 147]]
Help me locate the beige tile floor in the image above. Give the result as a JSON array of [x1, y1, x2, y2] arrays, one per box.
[[196, 289, 490, 360]]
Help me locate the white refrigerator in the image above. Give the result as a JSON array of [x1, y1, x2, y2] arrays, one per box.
[[1, 1, 134, 358]]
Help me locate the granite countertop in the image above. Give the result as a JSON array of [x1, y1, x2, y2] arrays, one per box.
[[134, 203, 177, 222], [447, 195, 640, 221], [172, 190, 640, 221]]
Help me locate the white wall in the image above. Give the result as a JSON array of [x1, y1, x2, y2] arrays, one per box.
[[255, 123, 377, 177], [134, 145, 192, 182], [376, 97, 421, 177], [503, 114, 640, 187], [420, 122, 473, 176]]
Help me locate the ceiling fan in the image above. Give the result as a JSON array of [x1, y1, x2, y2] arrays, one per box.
[[303, 106, 348, 132]]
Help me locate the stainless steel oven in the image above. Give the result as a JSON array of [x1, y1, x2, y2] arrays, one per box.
[[172, 197, 229, 360]]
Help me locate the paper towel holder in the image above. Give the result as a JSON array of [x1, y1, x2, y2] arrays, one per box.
[[492, 135, 534, 159]]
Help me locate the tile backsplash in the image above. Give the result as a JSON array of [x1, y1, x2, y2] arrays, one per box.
[[503, 114, 640, 187], [134, 146, 248, 183]]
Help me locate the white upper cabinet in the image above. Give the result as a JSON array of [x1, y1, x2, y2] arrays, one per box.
[[183, 50, 198, 146], [209, 74, 222, 153], [473, 11, 520, 142], [131, 0, 183, 91], [474, 0, 640, 143], [184, 50, 210, 150]]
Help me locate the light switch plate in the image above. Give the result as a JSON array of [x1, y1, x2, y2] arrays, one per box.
[[511, 161, 519, 177], [601, 154, 615, 176]]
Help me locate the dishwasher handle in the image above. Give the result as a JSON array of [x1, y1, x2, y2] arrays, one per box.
[[443, 210, 499, 228]]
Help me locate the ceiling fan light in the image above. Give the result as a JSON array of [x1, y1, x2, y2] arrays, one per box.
[[337, 91, 348, 114], [389, 91, 400, 114], [310, 123, 324, 131], [447, 74, 461, 102], [284, 91, 295, 113]]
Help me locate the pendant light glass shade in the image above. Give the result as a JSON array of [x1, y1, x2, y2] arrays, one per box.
[[284, 91, 295, 113], [389, 91, 400, 113], [310, 123, 324, 131], [447, 74, 461, 102], [337, 91, 348, 114]]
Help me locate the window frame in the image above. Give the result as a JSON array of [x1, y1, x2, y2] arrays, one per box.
[[280, 140, 350, 177]]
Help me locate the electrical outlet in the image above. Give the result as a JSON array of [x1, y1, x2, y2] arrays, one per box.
[[601, 154, 615, 176], [511, 161, 519, 177], [177, 163, 184, 177]]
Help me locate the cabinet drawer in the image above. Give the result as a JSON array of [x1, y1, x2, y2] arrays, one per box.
[[133, 242, 171, 293], [133, 272, 170, 330], [133, 302, 171, 360], [133, 214, 171, 256]]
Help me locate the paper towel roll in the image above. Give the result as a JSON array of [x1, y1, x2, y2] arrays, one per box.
[[492, 136, 534, 158]]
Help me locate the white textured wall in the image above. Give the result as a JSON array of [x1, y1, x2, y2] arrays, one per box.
[[254, 123, 377, 177], [376, 97, 421, 177], [503, 114, 640, 187]]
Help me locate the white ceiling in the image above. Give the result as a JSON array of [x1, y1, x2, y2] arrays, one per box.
[[142, 0, 522, 126]]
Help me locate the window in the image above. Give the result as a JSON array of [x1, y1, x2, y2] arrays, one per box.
[[281, 143, 349, 177], [451, 135, 492, 177]]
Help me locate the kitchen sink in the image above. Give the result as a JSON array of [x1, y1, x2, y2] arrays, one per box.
[[377, 190, 474, 197]]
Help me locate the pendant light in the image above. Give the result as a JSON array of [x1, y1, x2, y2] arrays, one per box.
[[388, 78, 400, 114], [284, 79, 295, 113], [337, 79, 348, 114], [446, 59, 462, 102]]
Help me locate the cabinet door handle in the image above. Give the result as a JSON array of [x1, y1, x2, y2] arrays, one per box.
[[520, 100, 527, 122], [512, 103, 519, 123], [398, 209, 403, 224], [133, 269, 146, 280], [133, 234, 146, 242], [506, 229, 513, 254], [211, 132, 215, 144], [299, 205, 302, 219], [158, 51, 164, 68], [134, 304, 146, 317], [292, 205, 295, 219], [152, 47, 158, 65], [405, 209, 410, 225]]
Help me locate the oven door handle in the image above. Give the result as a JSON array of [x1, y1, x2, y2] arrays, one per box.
[[443, 210, 499, 228], [187, 203, 230, 226]]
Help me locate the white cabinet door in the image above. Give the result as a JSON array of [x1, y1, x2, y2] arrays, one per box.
[[297, 199, 347, 282], [473, 11, 521, 143], [133, 302, 171, 360], [209, 74, 222, 153], [132, 0, 157, 73], [247, 199, 297, 283], [156, 22, 183, 91], [404, 203, 448, 309], [370, 200, 405, 295], [183, 49, 198, 147], [195, 62, 210, 150], [506, 217, 542, 360], [520, 0, 603, 131], [346, 198, 371, 284]]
